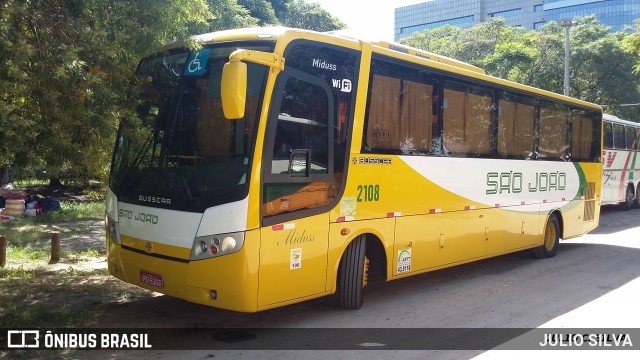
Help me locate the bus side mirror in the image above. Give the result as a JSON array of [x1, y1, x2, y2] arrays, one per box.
[[221, 61, 247, 120]]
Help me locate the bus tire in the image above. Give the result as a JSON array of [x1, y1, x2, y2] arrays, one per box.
[[620, 185, 634, 211], [337, 235, 367, 309], [633, 187, 640, 209], [530, 215, 560, 259]]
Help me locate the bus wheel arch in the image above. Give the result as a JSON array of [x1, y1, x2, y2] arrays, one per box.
[[530, 211, 562, 259], [336, 233, 387, 309]]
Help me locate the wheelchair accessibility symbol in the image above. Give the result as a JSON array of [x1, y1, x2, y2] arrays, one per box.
[[188, 57, 202, 73], [183, 48, 211, 76]]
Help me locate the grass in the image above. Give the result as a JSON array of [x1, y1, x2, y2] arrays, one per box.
[[1, 200, 105, 261], [0, 197, 152, 329], [32, 201, 105, 223], [0, 265, 148, 328], [0, 187, 155, 330]]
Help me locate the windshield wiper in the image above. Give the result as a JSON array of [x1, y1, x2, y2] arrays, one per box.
[[119, 132, 154, 193]]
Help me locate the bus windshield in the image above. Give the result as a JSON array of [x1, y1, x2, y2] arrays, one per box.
[[110, 43, 271, 210]]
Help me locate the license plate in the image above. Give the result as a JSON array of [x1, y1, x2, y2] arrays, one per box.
[[140, 270, 164, 288]]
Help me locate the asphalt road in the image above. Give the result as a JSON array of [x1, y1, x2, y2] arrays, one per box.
[[99, 205, 640, 359]]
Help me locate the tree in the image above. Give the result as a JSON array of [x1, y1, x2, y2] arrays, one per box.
[[0, 0, 213, 186], [401, 18, 521, 67], [267, 0, 291, 24], [623, 19, 640, 73], [238, 0, 279, 25], [283, 0, 345, 32], [0, 1, 38, 184], [205, 0, 259, 31], [400, 16, 640, 120], [568, 17, 640, 113]]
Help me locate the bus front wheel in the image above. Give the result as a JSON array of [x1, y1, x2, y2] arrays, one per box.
[[531, 215, 560, 259], [337, 235, 367, 309]]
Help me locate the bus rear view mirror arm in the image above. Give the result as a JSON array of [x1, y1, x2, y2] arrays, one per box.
[[221, 49, 285, 120]]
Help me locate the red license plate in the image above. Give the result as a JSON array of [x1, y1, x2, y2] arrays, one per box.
[[140, 270, 164, 288]]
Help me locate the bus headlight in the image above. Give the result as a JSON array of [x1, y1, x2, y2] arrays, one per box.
[[190, 231, 245, 261], [221, 236, 237, 252]]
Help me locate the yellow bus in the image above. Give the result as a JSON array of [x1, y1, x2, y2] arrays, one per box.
[[106, 27, 603, 312]]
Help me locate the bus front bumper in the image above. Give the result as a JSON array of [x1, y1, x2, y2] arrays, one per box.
[[106, 233, 260, 313]]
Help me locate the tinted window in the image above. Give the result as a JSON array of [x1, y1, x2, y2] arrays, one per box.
[[263, 42, 358, 221], [613, 124, 625, 149], [571, 108, 601, 162], [625, 126, 636, 150], [603, 122, 613, 149], [538, 104, 569, 160], [363, 58, 439, 155], [443, 80, 494, 157], [497, 92, 535, 159]]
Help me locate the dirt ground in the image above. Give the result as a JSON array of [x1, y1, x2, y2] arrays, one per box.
[[2, 219, 107, 272]]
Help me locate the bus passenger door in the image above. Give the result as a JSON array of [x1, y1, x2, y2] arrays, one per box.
[[257, 67, 338, 307], [259, 214, 329, 307]]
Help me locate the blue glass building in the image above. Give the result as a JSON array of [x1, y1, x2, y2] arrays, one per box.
[[395, 0, 640, 41]]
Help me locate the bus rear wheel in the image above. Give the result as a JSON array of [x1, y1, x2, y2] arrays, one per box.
[[620, 185, 634, 211], [634, 187, 640, 209], [530, 215, 560, 259], [337, 235, 367, 309]]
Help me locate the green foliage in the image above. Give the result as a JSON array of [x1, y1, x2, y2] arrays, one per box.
[[283, 0, 345, 32], [401, 16, 640, 120], [34, 201, 105, 223], [0, 0, 213, 186], [623, 20, 640, 72], [0, 0, 362, 187], [268, 0, 291, 23], [238, 0, 279, 25], [205, 0, 259, 31]]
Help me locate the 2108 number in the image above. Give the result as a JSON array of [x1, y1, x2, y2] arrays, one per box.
[[357, 184, 380, 202]]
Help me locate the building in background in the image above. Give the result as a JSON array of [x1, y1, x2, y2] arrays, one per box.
[[395, 0, 640, 41]]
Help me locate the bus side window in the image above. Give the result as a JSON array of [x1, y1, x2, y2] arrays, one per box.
[[497, 94, 535, 159], [362, 58, 437, 156], [538, 104, 569, 161], [263, 75, 334, 218], [625, 126, 636, 150], [613, 124, 625, 149], [270, 78, 329, 175], [603, 122, 613, 149], [442, 80, 493, 157], [571, 109, 599, 162]]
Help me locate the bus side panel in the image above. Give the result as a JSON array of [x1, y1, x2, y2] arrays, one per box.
[[394, 206, 541, 275], [602, 149, 631, 205], [257, 213, 330, 308], [394, 212, 470, 274]]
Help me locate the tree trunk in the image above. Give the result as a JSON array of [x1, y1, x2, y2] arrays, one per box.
[[0, 165, 11, 186], [48, 177, 63, 189]]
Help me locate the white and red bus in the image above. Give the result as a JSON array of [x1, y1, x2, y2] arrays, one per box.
[[601, 114, 640, 209]]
